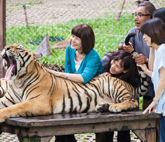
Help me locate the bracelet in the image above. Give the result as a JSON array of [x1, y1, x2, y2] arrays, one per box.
[[153, 99, 158, 103], [66, 73, 69, 79]]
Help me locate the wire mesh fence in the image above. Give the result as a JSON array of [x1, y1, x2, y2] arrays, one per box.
[[5, 0, 165, 69]]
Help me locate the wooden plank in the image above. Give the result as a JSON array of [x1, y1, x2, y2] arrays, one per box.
[[1, 119, 158, 142], [146, 128, 156, 142], [0, 0, 6, 78], [132, 130, 146, 142], [0, 111, 161, 142], [5, 111, 161, 127], [22, 120, 155, 136]]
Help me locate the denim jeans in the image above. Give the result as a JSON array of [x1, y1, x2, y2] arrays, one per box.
[[159, 116, 165, 142]]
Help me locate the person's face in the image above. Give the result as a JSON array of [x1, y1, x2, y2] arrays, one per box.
[[134, 7, 151, 30], [143, 33, 152, 47], [70, 34, 82, 51], [109, 60, 128, 75]]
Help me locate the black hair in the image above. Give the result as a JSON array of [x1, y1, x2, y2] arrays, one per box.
[[103, 50, 140, 87], [140, 18, 165, 45], [153, 7, 165, 23], [71, 24, 95, 54], [138, 1, 156, 18]]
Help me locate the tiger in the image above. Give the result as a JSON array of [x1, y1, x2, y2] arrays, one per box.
[[0, 44, 149, 123]]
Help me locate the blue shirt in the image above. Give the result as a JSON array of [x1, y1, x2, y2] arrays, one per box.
[[65, 45, 103, 83], [152, 44, 165, 115]]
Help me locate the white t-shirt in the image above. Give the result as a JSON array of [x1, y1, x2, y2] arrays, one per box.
[[152, 44, 165, 115], [75, 59, 82, 72]]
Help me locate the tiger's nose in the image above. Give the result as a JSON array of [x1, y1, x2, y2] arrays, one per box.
[[5, 46, 10, 51]]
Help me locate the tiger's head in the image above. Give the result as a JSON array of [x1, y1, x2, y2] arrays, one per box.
[[1, 44, 42, 80]]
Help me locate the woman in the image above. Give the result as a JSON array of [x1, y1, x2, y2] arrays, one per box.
[[46, 24, 103, 142], [99, 50, 140, 87], [138, 18, 165, 142], [46, 24, 103, 84], [96, 49, 140, 142]]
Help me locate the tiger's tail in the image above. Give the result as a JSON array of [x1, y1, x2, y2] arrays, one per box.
[[131, 50, 149, 98], [135, 67, 149, 98], [125, 33, 149, 98]]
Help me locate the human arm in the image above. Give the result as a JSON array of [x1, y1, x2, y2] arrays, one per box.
[[121, 42, 134, 53], [143, 66, 165, 114], [45, 68, 84, 83], [118, 28, 136, 51], [52, 40, 70, 49], [98, 72, 111, 77], [118, 42, 134, 53], [133, 54, 148, 64], [148, 47, 155, 71], [64, 45, 85, 83], [65, 46, 103, 83], [80, 51, 103, 83], [137, 63, 152, 77], [119, 42, 148, 64]]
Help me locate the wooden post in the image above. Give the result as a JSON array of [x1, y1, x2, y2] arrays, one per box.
[[0, 0, 6, 78], [115, 0, 125, 22]]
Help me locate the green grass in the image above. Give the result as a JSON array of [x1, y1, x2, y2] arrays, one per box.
[[6, 14, 134, 66]]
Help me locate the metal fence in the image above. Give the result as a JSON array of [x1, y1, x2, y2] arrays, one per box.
[[3, 0, 165, 68]]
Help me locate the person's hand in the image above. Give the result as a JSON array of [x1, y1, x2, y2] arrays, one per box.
[[44, 68, 51, 72], [45, 68, 62, 77], [122, 43, 134, 53], [137, 63, 153, 77], [1, 78, 8, 81], [45, 68, 55, 74], [98, 72, 111, 77], [143, 101, 157, 114], [133, 54, 147, 64], [137, 63, 148, 72]]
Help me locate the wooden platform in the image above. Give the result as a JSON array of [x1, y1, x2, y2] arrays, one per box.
[[0, 110, 161, 142]]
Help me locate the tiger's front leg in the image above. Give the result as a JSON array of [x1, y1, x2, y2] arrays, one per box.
[[0, 100, 51, 123], [96, 100, 138, 113], [0, 79, 8, 98], [109, 100, 139, 112]]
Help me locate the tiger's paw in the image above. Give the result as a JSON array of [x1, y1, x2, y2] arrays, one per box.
[[0, 118, 5, 123], [109, 104, 122, 112], [0, 115, 6, 123], [95, 103, 110, 112]]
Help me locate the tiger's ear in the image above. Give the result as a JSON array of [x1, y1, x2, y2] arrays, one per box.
[[33, 52, 43, 61]]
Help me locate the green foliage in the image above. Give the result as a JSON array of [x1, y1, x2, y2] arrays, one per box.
[[139, 96, 143, 109], [6, 14, 134, 66]]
